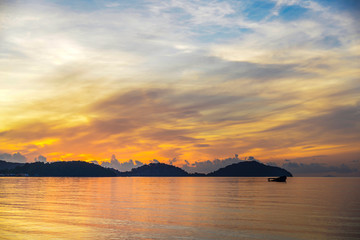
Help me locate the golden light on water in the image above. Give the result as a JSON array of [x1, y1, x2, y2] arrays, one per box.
[[1, 177, 359, 239]]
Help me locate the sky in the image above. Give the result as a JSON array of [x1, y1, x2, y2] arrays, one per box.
[[0, 0, 359, 175]]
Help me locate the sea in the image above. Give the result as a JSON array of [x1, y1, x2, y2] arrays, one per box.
[[0, 177, 359, 240]]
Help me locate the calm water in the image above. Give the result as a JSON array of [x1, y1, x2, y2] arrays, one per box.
[[0, 177, 359, 240]]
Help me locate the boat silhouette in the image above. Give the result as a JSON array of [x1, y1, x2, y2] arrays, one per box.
[[268, 176, 287, 182]]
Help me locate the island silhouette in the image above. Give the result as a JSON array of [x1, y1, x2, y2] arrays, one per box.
[[0, 160, 292, 177], [208, 161, 292, 177], [0, 160, 117, 177]]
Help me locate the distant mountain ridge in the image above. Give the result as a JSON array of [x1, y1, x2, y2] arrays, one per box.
[[0, 160, 292, 177]]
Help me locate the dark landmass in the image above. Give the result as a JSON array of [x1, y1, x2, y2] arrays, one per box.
[[119, 163, 189, 176], [0, 161, 118, 177], [0, 160, 292, 177], [0, 160, 24, 171], [208, 161, 293, 177], [189, 172, 207, 177]]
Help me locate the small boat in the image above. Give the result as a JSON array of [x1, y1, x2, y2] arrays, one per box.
[[268, 176, 287, 182]]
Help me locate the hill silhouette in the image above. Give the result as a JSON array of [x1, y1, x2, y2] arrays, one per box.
[[0, 161, 118, 177], [208, 161, 293, 177], [120, 163, 189, 176], [0, 160, 24, 171]]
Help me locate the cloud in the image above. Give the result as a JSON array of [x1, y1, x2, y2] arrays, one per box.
[[269, 0, 325, 18], [135, 160, 143, 165], [104, 2, 121, 8], [101, 154, 144, 171], [324, 0, 360, 21], [194, 144, 210, 148], [0, 152, 27, 163], [282, 161, 357, 175], [34, 155, 47, 162], [211, 0, 359, 66], [266, 162, 278, 167], [164, 0, 235, 25], [90, 160, 100, 165], [182, 154, 242, 173], [262, 104, 360, 146], [205, 61, 313, 82], [1, 76, 358, 163], [169, 158, 178, 165]]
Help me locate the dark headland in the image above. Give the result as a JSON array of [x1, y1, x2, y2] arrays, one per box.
[[0, 160, 292, 177], [208, 161, 292, 177]]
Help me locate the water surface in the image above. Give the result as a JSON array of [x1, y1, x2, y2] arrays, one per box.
[[1, 177, 359, 240]]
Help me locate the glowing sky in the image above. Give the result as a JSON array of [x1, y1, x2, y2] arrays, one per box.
[[0, 0, 359, 169]]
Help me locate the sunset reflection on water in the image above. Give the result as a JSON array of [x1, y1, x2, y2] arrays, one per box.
[[1, 177, 359, 240]]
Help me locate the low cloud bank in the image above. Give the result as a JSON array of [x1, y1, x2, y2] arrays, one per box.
[[281, 161, 357, 175], [0, 152, 27, 163], [0, 152, 48, 163], [100, 154, 246, 173], [182, 154, 244, 173], [266, 158, 358, 176], [34, 155, 47, 162], [100, 154, 262, 174], [101, 155, 144, 171]]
